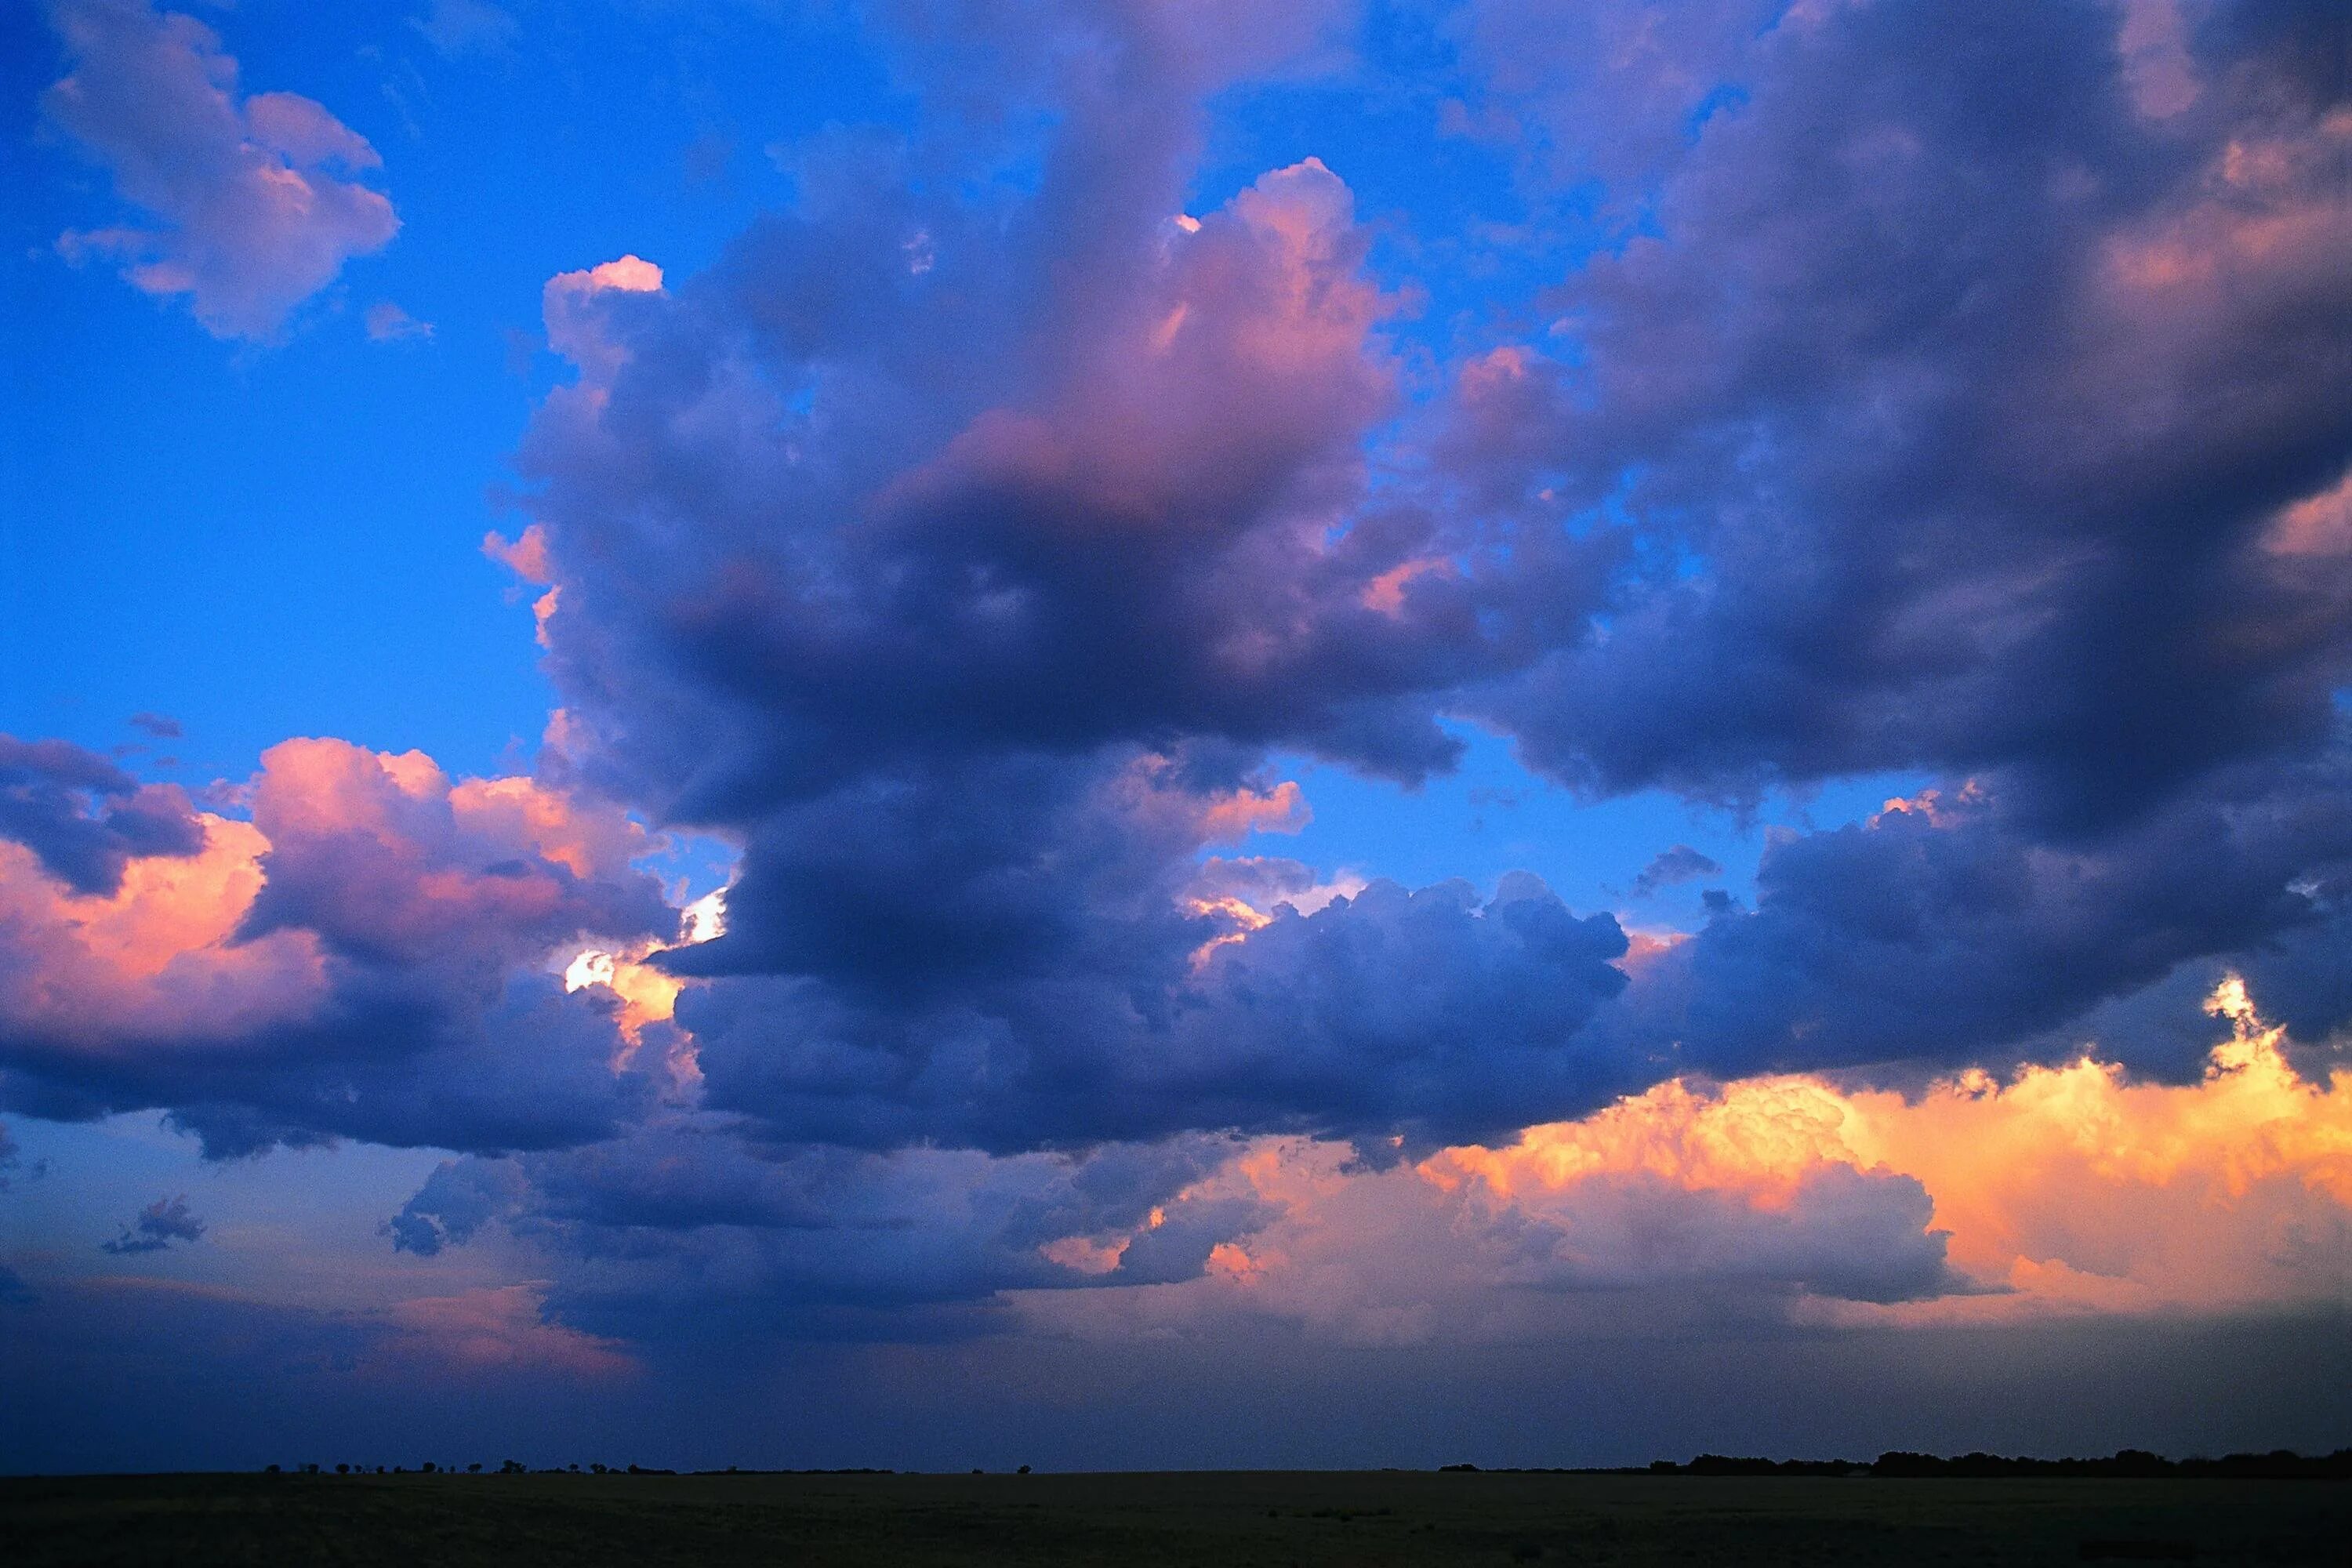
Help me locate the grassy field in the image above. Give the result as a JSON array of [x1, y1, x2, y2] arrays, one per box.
[[5, 1468, 2347, 1566]]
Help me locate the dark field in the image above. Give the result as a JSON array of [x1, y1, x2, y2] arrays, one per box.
[[6, 1470, 2349, 1566]]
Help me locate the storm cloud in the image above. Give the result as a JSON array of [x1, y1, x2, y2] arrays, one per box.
[[7, 0, 2350, 1392]]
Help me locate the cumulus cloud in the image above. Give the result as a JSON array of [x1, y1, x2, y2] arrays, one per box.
[[488, 15, 1622, 1163], [44, 0, 399, 339], [1457, 1, 2350, 827], [486, 2, 2349, 1170], [1005, 976, 2351, 1356], [20, 0, 2351, 1364], [680, 869, 1632, 1155], [0, 735, 203, 896], [100, 1192, 204, 1254], [413, 975, 2350, 1352], [1446, 976, 2352, 1323], [0, 737, 677, 1156], [1628, 761, 2352, 1083]]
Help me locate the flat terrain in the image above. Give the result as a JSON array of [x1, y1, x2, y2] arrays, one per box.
[[5, 1469, 2346, 1566]]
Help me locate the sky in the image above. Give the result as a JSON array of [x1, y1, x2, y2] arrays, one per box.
[[1, 0, 2348, 1474]]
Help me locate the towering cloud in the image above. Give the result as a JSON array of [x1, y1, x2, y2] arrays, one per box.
[[6, 0, 2348, 1384]]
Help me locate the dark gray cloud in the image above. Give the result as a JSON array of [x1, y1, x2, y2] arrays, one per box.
[[1631, 844, 1722, 898], [387, 1124, 1271, 1340], [100, 1192, 204, 1254], [684, 872, 1631, 1155], [0, 734, 202, 895], [1622, 742, 2352, 1083], [500, 0, 2352, 1185], [1457, 1, 2350, 829]]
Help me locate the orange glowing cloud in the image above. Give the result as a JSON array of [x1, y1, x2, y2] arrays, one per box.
[[1433, 977, 2352, 1319], [1200, 779, 1308, 841], [560, 887, 724, 1083], [1019, 978, 2347, 1348]]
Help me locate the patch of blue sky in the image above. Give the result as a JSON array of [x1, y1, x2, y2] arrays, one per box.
[[0, 1112, 457, 1305], [1259, 720, 1928, 929], [1, 2, 903, 783]]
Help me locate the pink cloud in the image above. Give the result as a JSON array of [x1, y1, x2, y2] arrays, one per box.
[[0, 735, 681, 1152], [0, 819, 328, 1048], [363, 301, 433, 344], [44, 0, 399, 340], [240, 737, 664, 971], [542, 255, 665, 379], [379, 1283, 633, 1377]]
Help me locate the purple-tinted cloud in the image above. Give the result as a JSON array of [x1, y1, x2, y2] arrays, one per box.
[[387, 1124, 1273, 1339], [100, 1192, 204, 1254], [8, 0, 2349, 1370], [44, 0, 399, 339], [0, 735, 202, 895], [0, 737, 677, 1156], [1619, 748, 2352, 1084], [1630, 844, 1722, 898], [1456, 2, 2350, 827], [681, 870, 1631, 1156]]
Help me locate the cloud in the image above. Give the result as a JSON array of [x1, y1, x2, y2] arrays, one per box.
[[679, 866, 1631, 1156], [363, 301, 433, 343], [1630, 843, 1722, 898], [126, 712, 180, 741], [0, 736, 678, 1156], [100, 1192, 205, 1254], [44, 0, 399, 339], [0, 734, 203, 895], [485, 2, 2351, 1178], [1456, 1, 2350, 828], [491, 67, 1621, 1159], [16, 0, 2350, 1381], [387, 1124, 1273, 1340], [408, 0, 517, 59], [402, 975, 2350, 1352], [1439, 975, 2352, 1323], [1626, 760, 2352, 1083]]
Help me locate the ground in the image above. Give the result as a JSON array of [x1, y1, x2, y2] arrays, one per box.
[[5, 1469, 2346, 1566]]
